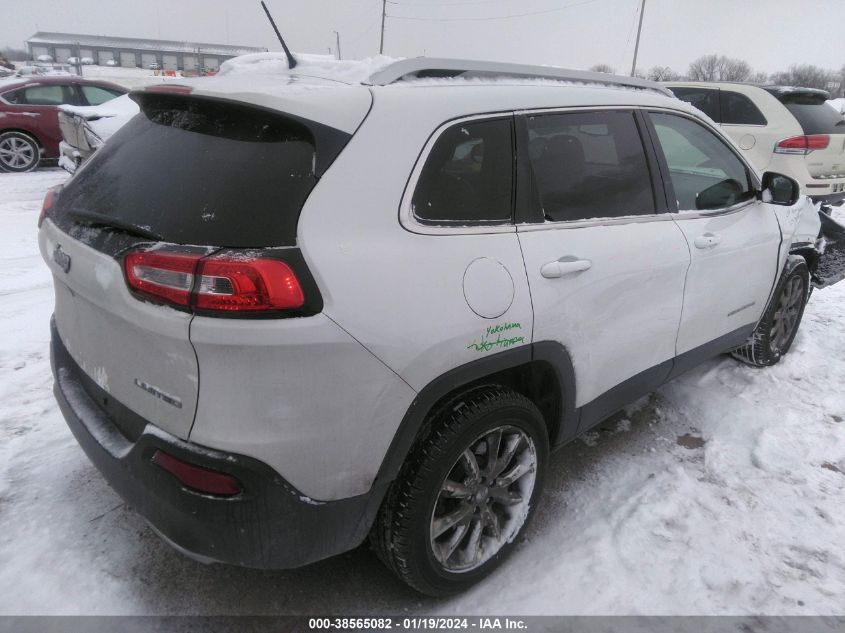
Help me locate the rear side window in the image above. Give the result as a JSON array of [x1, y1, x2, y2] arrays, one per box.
[[670, 87, 720, 122], [81, 85, 125, 106], [720, 90, 767, 125], [22, 84, 76, 105], [650, 112, 753, 212], [57, 95, 349, 247], [1, 88, 24, 103], [412, 118, 514, 225], [526, 110, 655, 222]]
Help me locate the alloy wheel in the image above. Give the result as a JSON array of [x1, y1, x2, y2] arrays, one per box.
[[770, 275, 805, 353], [429, 425, 537, 573], [0, 135, 37, 171]]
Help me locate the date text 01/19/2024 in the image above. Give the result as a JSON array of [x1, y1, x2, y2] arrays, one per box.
[[467, 322, 525, 353], [308, 617, 528, 630]]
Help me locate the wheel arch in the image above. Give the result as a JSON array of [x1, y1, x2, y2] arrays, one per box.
[[0, 127, 44, 148], [372, 341, 577, 492], [789, 245, 819, 278]]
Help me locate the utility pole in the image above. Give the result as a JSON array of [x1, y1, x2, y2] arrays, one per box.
[[334, 30, 342, 60], [379, 0, 386, 54], [630, 0, 646, 77]]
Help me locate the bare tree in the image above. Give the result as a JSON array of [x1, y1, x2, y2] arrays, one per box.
[[647, 65, 679, 81], [770, 64, 835, 90], [688, 54, 754, 82], [748, 71, 769, 85], [688, 54, 722, 81], [721, 58, 752, 82], [589, 63, 615, 74]]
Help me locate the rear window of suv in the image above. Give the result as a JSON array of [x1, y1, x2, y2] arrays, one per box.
[[767, 90, 845, 135], [56, 94, 350, 248]]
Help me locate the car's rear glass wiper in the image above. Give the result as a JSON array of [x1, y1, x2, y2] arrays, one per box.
[[68, 209, 164, 241]]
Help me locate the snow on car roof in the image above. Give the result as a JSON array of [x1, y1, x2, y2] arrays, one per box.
[[153, 52, 689, 133]]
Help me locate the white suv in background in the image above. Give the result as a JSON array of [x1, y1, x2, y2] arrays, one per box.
[[666, 82, 845, 204], [39, 57, 843, 596]]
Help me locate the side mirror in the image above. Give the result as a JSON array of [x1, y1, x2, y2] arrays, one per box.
[[761, 171, 800, 206]]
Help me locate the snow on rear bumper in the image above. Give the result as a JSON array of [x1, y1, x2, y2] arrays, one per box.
[[50, 317, 382, 569]]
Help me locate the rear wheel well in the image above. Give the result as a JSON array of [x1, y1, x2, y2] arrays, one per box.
[[420, 360, 562, 448], [0, 128, 43, 148]]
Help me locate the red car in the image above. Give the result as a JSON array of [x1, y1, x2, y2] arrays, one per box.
[[0, 76, 127, 172]]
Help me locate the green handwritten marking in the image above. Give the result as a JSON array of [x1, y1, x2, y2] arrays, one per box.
[[467, 322, 525, 353]]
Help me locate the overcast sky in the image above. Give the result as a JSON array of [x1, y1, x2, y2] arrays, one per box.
[[2, 0, 843, 75]]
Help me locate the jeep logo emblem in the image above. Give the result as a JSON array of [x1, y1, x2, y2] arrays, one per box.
[[52, 245, 71, 273]]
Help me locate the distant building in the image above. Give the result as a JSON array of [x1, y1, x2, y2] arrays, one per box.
[[26, 32, 267, 72]]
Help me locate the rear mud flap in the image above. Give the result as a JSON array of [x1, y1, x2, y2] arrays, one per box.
[[814, 206, 845, 289]]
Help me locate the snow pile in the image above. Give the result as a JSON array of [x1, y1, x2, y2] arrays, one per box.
[[218, 52, 400, 84]]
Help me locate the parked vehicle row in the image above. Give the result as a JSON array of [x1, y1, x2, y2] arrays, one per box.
[[38, 57, 845, 595], [0, 76, 126, 172]]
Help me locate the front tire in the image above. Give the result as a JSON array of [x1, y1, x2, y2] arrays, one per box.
[[0, 131, 41, 172], [371, 385, 548, 596], [732, 256, 809, 367]]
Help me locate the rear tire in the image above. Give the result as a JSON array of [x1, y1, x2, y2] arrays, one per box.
[[732, 256, 809, 367], [371, 385, 548, 596], [0, 131, 40, 173]]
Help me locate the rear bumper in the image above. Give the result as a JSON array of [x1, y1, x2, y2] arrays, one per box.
[[50, 317, 383, 569]]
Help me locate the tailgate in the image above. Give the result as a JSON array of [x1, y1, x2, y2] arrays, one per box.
[[39, 220, 199, 439], [805, 134, 845, 179]]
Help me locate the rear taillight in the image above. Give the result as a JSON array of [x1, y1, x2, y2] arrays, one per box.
[[124, 251, 199, 307], [195, 256, 304, 312], [38, 186, 61, 227], [152, 450, 242, 497], [774, 134, 830, 155], [123, 248, 305, 314]]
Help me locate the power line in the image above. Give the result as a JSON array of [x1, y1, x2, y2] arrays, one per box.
[[386, 0, 604, 21]]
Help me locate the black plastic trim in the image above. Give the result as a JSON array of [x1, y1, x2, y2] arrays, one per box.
[[51, 318, 379, 569], [576, 361, 673, 434]]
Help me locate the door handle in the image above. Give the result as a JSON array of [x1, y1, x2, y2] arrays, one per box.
[[540, 257, 592, 279], [694, 233, 721, 249]]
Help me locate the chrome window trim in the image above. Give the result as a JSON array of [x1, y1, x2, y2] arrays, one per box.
[[517, 213, 674, 232], [668, 199, 756, 220], [399, 111, 518, 236]]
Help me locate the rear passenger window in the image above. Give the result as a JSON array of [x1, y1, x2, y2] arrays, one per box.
[[22, 84, 75, 105], [720, 91, 767, 125], [669, 87, 721, 122], [412, 118, 514, 225], [526, 110, 655, 222]]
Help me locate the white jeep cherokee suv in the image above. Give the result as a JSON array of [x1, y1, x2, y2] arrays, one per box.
[[38, 58, 843, 596]]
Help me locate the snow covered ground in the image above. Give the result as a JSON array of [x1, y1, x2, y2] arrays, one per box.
[[0, 169, 843, 615]]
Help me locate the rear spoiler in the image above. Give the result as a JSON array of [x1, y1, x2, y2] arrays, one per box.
[[763, 86, 831, 104]]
